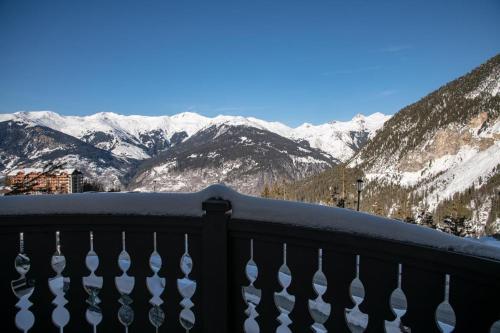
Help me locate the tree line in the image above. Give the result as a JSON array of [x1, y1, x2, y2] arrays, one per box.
[[261, 164, 500, 238]]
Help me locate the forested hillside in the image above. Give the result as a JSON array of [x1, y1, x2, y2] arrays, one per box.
[[264, 54, 500, 238]]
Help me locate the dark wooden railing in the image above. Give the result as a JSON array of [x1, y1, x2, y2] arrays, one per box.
[[1, 188, 499, 333]]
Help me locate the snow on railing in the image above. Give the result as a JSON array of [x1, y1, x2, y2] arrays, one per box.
[[1, 185, 500, 332], [1, 184, 499, 261]]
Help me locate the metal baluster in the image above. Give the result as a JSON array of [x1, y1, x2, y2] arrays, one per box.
[[242, 239, 261, 333], [49, 231, 70, 333], [436, 274, 456, 333], [147, 232, 166, 332], [385, 263, 410, 332], [83, 231, 103, 333], [115, 232, 135, 333], [178, 234, 197, 332], [274, 243, 295, 333], [309, 248, 331, 333], [11, 232, 35, 333], [345, 255, 368, 332]]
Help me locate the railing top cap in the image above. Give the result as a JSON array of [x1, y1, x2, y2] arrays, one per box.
[[0, 184, 235, 217], [1, 184, 499, 261]]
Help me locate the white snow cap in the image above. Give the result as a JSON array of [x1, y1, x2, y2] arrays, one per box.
[[0, 184, 498, 261]]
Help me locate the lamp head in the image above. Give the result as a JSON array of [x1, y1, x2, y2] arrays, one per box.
[[356, 178, 364, 192]]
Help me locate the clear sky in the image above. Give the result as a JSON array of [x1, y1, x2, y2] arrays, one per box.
[[0, 0, 499, 126]]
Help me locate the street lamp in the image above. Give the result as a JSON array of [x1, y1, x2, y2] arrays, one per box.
[[356, 179, 364, 211], [329, 186, 334, 206]]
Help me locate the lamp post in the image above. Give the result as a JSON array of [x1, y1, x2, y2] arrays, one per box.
[[329, 186, 334, 206], [356, 179, 364, 211]]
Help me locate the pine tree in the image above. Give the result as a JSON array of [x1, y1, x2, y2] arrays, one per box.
[[261, 184, 270, 198]]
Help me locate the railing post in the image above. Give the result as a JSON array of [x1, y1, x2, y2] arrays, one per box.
[[202, 198, 232, 333]]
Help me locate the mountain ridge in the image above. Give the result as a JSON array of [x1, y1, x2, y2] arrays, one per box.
[[0, 110, 390, 162], [0, 120, 134, 189], [129, 123, 338, 194], [0, 110, 389, 193], [350, 54, 500, 212]]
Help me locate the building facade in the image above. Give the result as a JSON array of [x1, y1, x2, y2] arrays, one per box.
[[5, 168, 84, 194]]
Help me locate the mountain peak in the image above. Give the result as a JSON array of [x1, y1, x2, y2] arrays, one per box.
[[171, 111, 204, 119], [351, 112, 391, 122], [91, 111, 121, 118], [352, 113, 366, 120], [15, 110, 61, 118], [366, 112, 389, 118]]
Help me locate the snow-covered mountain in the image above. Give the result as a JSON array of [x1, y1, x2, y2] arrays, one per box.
[[261, 54, 499, 237], [0, 109, 389, 193], [0, 111, 211, 160], [0, 111, 390, 162], [291, 113, 389, 161], [350, 54, 500, 233], [0, 120, 134, 189], [129, 123, 338, 194]]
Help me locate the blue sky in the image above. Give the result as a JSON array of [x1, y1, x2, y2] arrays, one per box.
[[0, 0, 499, 126]]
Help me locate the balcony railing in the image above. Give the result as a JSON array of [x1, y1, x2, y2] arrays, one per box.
[[1, 185, 499, 333]]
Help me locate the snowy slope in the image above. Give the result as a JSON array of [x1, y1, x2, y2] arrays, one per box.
[[198, 113, 391, 161], [349, 54, 500, 233], [129, 123, 337, 194], [0, 120, 133, 190], [465, 64, 500, 99], [363, 116, 500, 211], [291, 113, 390, 161]]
